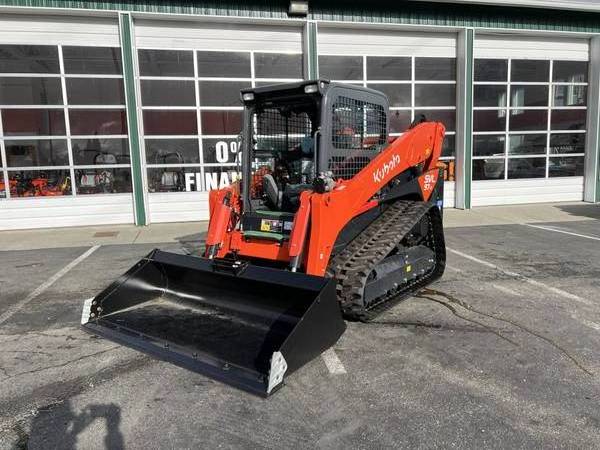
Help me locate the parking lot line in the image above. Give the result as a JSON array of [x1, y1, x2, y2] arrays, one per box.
[[524, 224, 600, 242], [491, 284, 522, 297], [446, 247, 592, 306], [0, 245, 100, 326], [322, 348, 347, 375]]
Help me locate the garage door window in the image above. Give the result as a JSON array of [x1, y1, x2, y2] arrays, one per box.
[[139, 49, 302, 192], [473, 58, 587, 180], [0, 44, 132, 199], [319, 55, 456, 181]]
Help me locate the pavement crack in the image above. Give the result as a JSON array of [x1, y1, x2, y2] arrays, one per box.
[[421, 288, 594, 377], [0, 350, 52, 357], [415, 294, 519, 347], [0, 346, 120, 384], [370, 320, 495, 333]]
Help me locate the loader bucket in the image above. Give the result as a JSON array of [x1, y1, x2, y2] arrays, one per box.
[[82, 249, 345, 396]]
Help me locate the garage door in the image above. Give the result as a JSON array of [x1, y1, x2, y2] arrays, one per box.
[[134, 19, 305, 223], [317, 26, 458, 207], [472, 34, 590, 206], [0, 13, 134, 230]]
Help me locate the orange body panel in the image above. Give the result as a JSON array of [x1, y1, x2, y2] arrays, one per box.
[[205, 122, 446, 276]]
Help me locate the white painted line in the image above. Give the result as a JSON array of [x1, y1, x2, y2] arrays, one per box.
[[524, 224, 600, 242], [491, 283, 522, 297], [322, 348, 347, 375], [447, 247, 592, 306], [578, 317, 600, 332], [0, 245, 100, 325], [445, 265, 464, 273]]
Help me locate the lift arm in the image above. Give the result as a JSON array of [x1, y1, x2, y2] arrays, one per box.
[[304, 121, 446, 276]]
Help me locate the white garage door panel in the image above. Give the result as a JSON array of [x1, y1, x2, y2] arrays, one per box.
[[318, 28, 456, 57], [0, 195, 134, 230], [474, 34, 589, 60], [135, 20, 303, 52], [149, 192, 209, 223], [472, 177, 583, 206], [0, 14, 120, 46], [444, 182, 455, 208]]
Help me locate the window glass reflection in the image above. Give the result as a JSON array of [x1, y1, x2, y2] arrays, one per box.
[[2, 109, 66, 136], [507, 158, 546, 179], [75, 168, 132, 194], [147, 167, 198, 192], [69, 110, 127, 135], [138, 49, 194, 77], [553, 85, 586, 107], [254, 53, 302, 79], [145, 139, 199, 164], [63, 46, 122, 75], [473, 159, 505, 180], [7, 169, 71, 196], [508, 134, 546, 155], [67, 78, 125, 105], [549, 133, 585, 154], [474, 85, 507, 107], [415, 57, 455, 81], [143, 111, 197, 135], [0, 45, 59, 73], [389, 110, 411, 134], [474, 110, 506, 132], [5, 139, 69, 167], [548, 156, 584, 177], [367, 84, 410, 107], [200, 111, 242, 135], [510, 85, 548, 107], [0, 77, 63, 105], [414, 84, 455, 107], [553, 61, 587, 83], [474, 135, 505, 157], [198, 81, 249, 107], [72, 138, 130, 165], [318, 55, 363, 80], [509, 109, 547, 131], [511, 60, 549, 82], [474, 59, 508, 82], [197, 51, 251, 78], [551, 109, 586, 130], [367, 56, 411, 80], [141, 80, 195, 107]]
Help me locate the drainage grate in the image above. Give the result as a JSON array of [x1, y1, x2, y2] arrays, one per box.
[[93, 231, 119, 238]]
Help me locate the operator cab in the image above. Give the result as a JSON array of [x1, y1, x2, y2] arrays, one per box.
[[240, 80, 389, 212], [239, 80, 389, 240]]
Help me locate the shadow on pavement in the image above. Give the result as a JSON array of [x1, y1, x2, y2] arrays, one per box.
[[557, 204, 600, 220], [27, 401, 124, 450], [176, 231, 206, 256]]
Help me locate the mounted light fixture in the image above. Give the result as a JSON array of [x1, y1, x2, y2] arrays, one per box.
[[288, 0, 309, 16]]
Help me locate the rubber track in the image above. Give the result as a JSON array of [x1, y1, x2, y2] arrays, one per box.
[[327, 200, 445, 322]]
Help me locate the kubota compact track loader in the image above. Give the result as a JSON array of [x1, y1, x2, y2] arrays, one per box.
[[82, 80, 446, 396]]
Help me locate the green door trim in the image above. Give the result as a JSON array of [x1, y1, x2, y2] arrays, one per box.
[[464, 28, 474, 209], [119, 12, 147, 226]]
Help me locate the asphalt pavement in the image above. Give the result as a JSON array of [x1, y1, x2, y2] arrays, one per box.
[[1, 203, 599, 449]]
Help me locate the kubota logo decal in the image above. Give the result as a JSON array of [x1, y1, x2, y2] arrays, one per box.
[[373, 154, 401, 183]]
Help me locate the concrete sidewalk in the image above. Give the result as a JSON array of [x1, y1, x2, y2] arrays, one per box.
[[0, 201, 598, 251]]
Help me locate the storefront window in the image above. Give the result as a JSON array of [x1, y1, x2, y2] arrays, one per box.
[[320, 54, 456, 180], [473, 58, 587, 180], [139, 49, 302, 192], [0, 44, 131, 198]]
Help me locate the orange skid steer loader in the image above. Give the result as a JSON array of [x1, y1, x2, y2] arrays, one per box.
[[82, 80, 446, 396]]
